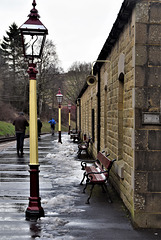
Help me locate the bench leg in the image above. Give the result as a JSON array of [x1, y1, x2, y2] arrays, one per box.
[[80, 172, 86, 185], [77, 149, 81, 158], [83, 182, 88, 193], [86, 184, 95, 204], [101, 185, 106, 193], [83, 178, 90, 193], [103, 183, 112, 203], [85, 149, 89, 157]]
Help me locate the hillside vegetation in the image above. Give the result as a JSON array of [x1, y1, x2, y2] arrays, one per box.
[[0, 121, 71, 138]]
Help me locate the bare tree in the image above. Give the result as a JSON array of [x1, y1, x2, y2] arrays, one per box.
[[37, 39, 63, 118], [64, 61, 91, 105]]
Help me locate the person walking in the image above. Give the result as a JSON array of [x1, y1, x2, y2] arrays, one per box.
[[13, 112, 29, 157], [37, 118, 42, 140], [48, 118, 56, 135]]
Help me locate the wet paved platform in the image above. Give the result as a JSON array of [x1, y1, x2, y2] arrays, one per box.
[[0, 133, 161, 240]]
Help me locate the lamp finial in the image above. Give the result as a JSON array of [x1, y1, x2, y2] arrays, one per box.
[[32, 0, 36, 8], [28, 0, 40, 19]]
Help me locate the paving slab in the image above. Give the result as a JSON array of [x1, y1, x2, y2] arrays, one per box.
[[0, 133, 161, 240]]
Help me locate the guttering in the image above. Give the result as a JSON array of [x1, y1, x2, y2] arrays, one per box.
[[93, 0, 138, 74], [76, 0, 138, 100]]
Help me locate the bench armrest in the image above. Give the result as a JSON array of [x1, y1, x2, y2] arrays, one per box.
[[81, 160, 98, 170], [112, 159, 116, 163], [86, 170, 109, 182]]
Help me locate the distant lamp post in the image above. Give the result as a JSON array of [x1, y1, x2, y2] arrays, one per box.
[[56, 88, 63, 143], [68, 104, 72, 134], [19, 0, 48, 221]]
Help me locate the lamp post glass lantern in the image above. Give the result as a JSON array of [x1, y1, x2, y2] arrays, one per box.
[[68, 104, 72, 134], [56, 89, 63, 105], [56, 89, 63, 143], [19, 0, 48, 221], [68, 104, 71, 110], [19, 0, 48, 61]]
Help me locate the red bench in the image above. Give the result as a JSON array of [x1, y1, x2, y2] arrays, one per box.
[[70, 130, 80, 142], [80, 152, 116, 204], [77, 138, 91, 157]]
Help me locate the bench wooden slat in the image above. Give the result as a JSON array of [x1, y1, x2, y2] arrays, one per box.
[[89, 173, 106, 183], [84, 165, 97, 173], [96, 152, 112, 169]]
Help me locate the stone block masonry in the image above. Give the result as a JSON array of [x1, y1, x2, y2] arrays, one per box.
[[76, 0, 161, 228]]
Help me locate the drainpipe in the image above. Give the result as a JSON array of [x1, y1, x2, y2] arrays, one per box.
[[97, 66, 101, 153], [78, 99, 81, 132]]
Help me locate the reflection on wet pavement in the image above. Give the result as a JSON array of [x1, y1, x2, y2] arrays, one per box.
[[0, 133, 161, 240]]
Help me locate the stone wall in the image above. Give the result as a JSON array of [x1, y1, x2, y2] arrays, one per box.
[[101, 11, 135, 218], [134, 1, 161, 228], [77, 0, 161, 228]]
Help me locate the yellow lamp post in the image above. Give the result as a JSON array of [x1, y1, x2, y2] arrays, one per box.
[[56, 89, 63, 143], [19, 0, 48, 220], [68, 104, 72, 134]]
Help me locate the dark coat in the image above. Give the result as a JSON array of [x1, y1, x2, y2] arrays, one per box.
[[38, 119, 42, 132], [13, 116, 29, 133]]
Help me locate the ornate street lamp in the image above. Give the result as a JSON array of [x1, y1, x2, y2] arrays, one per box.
[[19, 0, 48, 61], [19, 0, 48, 221], [56, 88, 63, 143], [68, 104, 72, 134]]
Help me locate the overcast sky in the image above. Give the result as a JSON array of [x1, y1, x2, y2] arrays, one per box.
[[0, 0, 123, 72]]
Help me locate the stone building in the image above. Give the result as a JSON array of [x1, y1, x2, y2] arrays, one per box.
[[76, 0, 161, 228]]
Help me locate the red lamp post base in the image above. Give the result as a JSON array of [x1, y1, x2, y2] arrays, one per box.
[[58, 131, 62, 143], [26, 202, 44, 221], [26, 165, 44, 221], [68, 126, 71, 135]]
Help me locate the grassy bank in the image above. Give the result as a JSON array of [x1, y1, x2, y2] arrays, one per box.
[[0, 121, 69, 138], [0, 121, 15, 137]]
